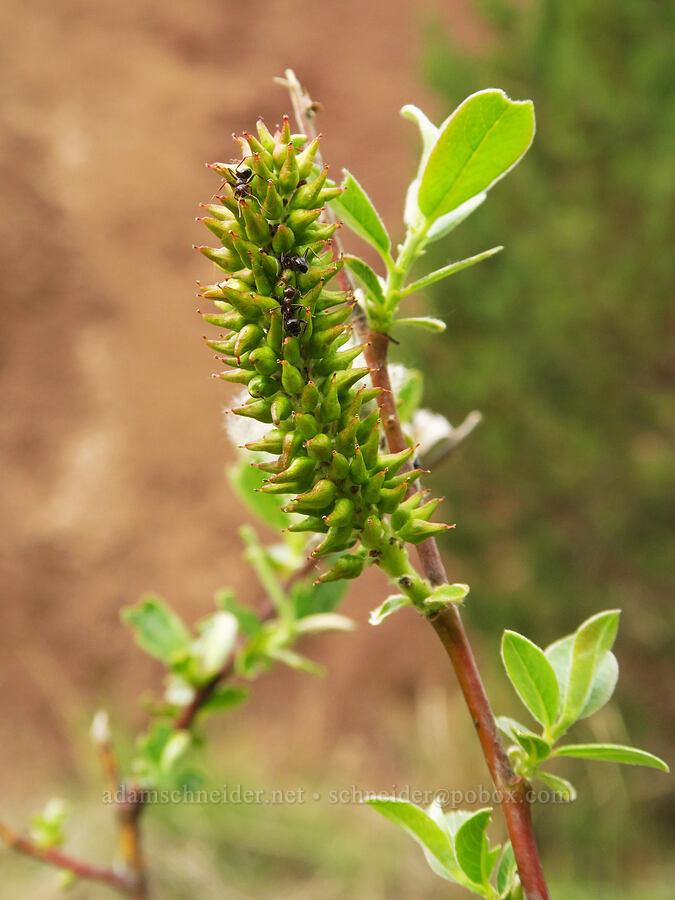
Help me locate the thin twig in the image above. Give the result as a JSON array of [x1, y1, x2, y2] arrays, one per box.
[[0, 819, 133, 894], [281, 70, 550, 900]]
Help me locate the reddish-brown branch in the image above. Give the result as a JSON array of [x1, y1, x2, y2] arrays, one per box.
[[281, 70, 550, 900], [0, 819, 133, 894]]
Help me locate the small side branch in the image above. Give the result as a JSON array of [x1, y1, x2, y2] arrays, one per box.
[[0, 819, 132, 894]]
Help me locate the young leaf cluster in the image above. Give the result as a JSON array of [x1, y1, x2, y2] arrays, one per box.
[[498, 610, 668, 800], [368, 798, 518, 899], [327, 90, 535, 334]]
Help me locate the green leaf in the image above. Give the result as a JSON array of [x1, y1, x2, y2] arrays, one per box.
[[228, 460, 290, 532], [535, 771, 577, 802], [501, 631, 560, 729], [366, 798, 461, 884], [344, 255, 385, 306], [454, 808, 494, 886], [495, 843, 517, 896], [546, 635, 619, 721], [424, 583, 470, 612], [199, 685, 250, 716], [267, 647, 325, 676], [400, 104, 440, 161], [369, 594, 411, 625], [418, 90, 535, 222], [553, 743, 669, 771], [496, 716, 538, 745], [290, 577, 348, 618], [240, 525, 291, 620], [215, 589, 262, 637], [394, 316, 447, 332], [512, 731, 551, 764], [400, 247, 503, 298], [553, 610, 621, 736], [329, 171, 391, 260], [393, 365, 424, 424], [122, 595, 192, 664], [426, 193, 487, 243]]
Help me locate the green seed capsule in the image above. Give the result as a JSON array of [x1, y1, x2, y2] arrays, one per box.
[[303, 222, 339, 243], [250, 292, 280, 316], [317, 185, 345, 203], [311, 524, 354, 558], [294, 413, 320, 440], [349, 447, 368, 484], [271, 395, 293, 425], [235, 323, 264, 358], [197, 245, 239, 273], [217, 369, 255, 386], [201, 310, 246, 331], [324, 498, 354, 528], [282, 336, 301, 365], [335, 417, 358, 456], [205, 337, 236, 354], [272, 139, 288, 170], [285, 479, 337, 513], [316, 375, 341, 423], [255, 118, 275, 152], [272, 224, 295, 254], [248, 249, 274, 295], [261, 180, 284, 220], [378, 483, 407, 514], [219, 284, 261, 320], [241, 203, 270, 245], [314, 346, 363, 376], [287, 167, 327, 210], [267, 309, 283, 352], [362, 515, 384, 546], [305, 433, 332, 462], [248, 152, 274, 183], [296, 136, 321, 179], [230, 399, 273, 423], [301, 381, 320, 411], [327, 451, 350, 481], [285, 207, 322, 238], [267, 455, 316, 485], [363, 470, 387, 504], [250, 345, 280, 376], [279, 144, 300, 194], [281, 360, 304, 395], [360, 424, 380, 469], [247, 374, 277, 398], [258, 480, 306, 496], [356, 410, 380, 444], [398, 519, 451, 545], [243, 135, 274, 170], [307, 324, 348, 358], [413, 497, 443, 522], [316, 552, 367, 583], [286, 515, 329, 534], [281, 429, 304, 468], [378, 446, 416, 478], [245, 429, 284, 454]]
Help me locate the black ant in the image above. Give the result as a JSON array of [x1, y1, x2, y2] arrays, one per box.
[[279, 248, 316, 274], [231, 165, 255, 202], [278, 284, 307, 337]]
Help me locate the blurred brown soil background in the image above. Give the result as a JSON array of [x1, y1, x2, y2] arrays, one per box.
[[0, 0, 489, 804]]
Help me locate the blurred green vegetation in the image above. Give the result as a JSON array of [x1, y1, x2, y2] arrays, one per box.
[[394, 0, 674, 890]]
